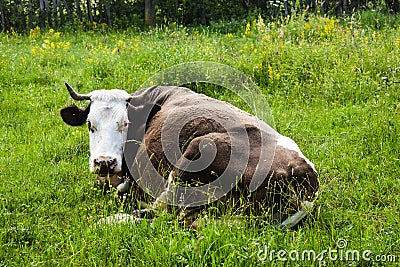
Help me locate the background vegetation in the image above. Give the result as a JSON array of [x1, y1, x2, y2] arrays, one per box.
[[0, 11, 399, 266], [1, 0, 400, 32]]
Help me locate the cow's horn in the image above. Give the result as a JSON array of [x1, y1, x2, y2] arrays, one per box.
[[65, 82, 91, 101]]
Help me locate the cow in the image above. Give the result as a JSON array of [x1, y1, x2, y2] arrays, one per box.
[[60, 83, 319, 228]]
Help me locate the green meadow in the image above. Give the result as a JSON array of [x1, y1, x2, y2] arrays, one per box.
[[0, 12, 399, 266]]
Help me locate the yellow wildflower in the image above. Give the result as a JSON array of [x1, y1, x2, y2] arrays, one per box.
[[245, 22, 251, 35], [29, 26, 41, 39], [10, 27, 17, 36], [63, 41, 71, 50], [268, 64, 273, 78]]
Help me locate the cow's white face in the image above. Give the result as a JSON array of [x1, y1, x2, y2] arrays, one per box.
[[61, 87, 132, 176], [87, 90, 131, 175]]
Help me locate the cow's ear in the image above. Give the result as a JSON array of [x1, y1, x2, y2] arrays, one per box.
[[60, 105, 88, 126]]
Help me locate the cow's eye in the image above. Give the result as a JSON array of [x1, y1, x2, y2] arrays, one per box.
[[87, 121, 96, 133], [119, 121, 129, 131]]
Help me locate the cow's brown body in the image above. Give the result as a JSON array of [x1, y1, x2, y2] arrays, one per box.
[[124, 86, 319, 222]]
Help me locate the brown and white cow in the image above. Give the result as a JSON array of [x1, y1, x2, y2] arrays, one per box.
[[60, 83, 319, 228]]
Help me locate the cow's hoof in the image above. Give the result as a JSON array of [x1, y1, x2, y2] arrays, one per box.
[[279, 199, 316, 229], [116, 179, 131, 193]]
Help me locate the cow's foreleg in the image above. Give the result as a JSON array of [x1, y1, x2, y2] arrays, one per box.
[[151, 171, 176, 211]]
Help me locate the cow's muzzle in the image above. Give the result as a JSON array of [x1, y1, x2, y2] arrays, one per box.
[[94, 157, 118, 176]]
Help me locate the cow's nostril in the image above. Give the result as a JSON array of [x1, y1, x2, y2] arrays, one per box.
[[108, 158, 117, 169], [94, 159, 107, 167]]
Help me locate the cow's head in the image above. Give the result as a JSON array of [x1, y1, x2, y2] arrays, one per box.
[[60, 83, 132, 176]]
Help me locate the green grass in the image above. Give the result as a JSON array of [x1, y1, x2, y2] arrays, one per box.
[[1, 14, 399, 266]]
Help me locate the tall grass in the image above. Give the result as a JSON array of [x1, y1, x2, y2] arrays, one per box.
[[0, 14, 399, 266]]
